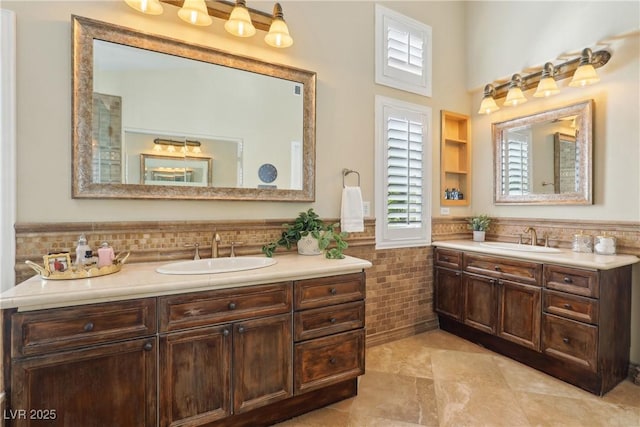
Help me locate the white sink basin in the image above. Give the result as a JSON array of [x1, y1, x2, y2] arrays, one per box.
[[479, 242, 562, 253], [156, 257, 277, 275]]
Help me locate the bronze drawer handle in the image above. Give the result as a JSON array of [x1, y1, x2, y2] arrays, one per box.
[[83, 322, 94, 332], [330, 288, 337, 295], [442, 256, 450, 262], [143, 342, 153, 351], [494, 265, 501, 271], [329, 357, 337, 365], [563, 277, 573, 283], [563, 303, 572, 309], [329, 317, 337, 324], [562, 337, 570, 344], [228, 302, 237, 310]]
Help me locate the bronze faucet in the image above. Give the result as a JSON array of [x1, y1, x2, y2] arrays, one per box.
[[212, 233, 221, 258], [524, 227, 537, 246]]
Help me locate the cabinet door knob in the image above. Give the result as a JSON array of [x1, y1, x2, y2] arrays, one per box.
[[455, 272, 461, 277], [563, 277, 573, 283], [228, 302, 237, 310], [329, 357, 337, 365], [223, 329, 230, 337], [143, 342, 153, 351], [330, 288, 337, 295], [490, 279, 496, 285], [238, 326, 245, 334], [329, 317, 337, 324], [83, 322, 94, 332], [562, 337, 570, 344]]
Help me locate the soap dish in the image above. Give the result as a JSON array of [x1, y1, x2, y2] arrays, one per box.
[[26, 252, 130, 280]]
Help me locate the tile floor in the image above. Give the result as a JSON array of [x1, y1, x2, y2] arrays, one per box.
[[276, 330, 640, 427]]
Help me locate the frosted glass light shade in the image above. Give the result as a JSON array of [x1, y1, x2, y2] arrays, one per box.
[[124, 0, 164, 15], [533, 76, 560, 98], [569, 64, 600, 87], [224, 1, 256, 37], [478, 95, 499, 114], [265, 19, 293, 48], [504, 86, 527, 107], [178, 0, 212, 26]]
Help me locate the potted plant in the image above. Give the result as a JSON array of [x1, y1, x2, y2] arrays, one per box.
[[468, 214, 491, 242], [262, 209, 348, 259]]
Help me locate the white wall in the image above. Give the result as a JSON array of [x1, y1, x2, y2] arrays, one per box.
[[6, 0, 468, 222]]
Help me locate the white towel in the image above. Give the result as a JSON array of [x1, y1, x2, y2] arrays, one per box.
[[341, 186, 364, 232]]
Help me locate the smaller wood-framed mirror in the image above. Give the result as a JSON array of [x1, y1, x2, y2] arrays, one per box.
[[493, 100, 593, 205]]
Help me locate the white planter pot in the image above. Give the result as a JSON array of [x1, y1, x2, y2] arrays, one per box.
[[473, 231, 486, 242], [297, 234, 322, 256]]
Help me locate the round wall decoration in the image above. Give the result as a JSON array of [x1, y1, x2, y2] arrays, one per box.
[[258, 163, 278, 183]]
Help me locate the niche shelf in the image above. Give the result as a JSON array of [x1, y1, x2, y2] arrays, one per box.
[[440, 110, 470, 206]]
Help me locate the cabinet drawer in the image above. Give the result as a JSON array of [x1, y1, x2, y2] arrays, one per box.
[[294, 329, 365, 394], [543, 289, 599, 324], [435, 248, 462, 270], [544, 265, 599, 298], [159, 283, 291, 332], [12, 298, 157, 357], [294, 273, 365, 310], [542, 313, 597, 372], [463, 253, 541, 285], [294, 301, 364, 342]]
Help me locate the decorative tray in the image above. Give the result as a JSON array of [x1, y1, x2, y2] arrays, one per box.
[[25, 252, 130, 280]]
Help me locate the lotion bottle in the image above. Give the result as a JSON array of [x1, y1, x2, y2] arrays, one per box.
[[97, 242, 115, 268], [75, 234, 91, 267]]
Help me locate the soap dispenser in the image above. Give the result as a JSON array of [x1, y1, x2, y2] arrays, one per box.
[[97, 242, 115, 268], [75, 234, 91, 267]]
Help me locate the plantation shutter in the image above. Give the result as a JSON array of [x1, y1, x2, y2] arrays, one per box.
[[386, 24, 424, 77], [503, 130, 530, 195]]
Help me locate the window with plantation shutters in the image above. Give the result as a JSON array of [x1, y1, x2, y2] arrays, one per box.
[[375, 96, 431, 249], [375, 4, 432, 97], [502, 129, 531, 195]]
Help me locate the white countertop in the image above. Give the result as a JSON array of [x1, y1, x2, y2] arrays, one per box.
[[0, 254, 372, 312], [433, 240, 639, 270]]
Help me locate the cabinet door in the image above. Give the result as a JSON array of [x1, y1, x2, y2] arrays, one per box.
[[463, 274, 498, 334], [497, 279, 541, 350], [435, 268, 463, 320], [160, 325, 232, 426], [11, 338, 156, 427], [233, 313, 293, 414]]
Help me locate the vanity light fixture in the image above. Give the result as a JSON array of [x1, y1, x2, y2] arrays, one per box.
[[569, 48, 600, 87], [265, 3, 293, 48], [477, 46, 611, 114], [533, 62, 560, 98], [153, 138, 202, 154], [124, 0, 293, 48], [224, 0, 256, 37], [178, 0, 213, 26], [477, 84, 500, 114], [503, 74, 527, 107], [125, 0, 164, 15]]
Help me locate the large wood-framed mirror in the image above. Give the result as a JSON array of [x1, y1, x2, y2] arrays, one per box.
[[493, 100, 593, 205], [72, 15, 316, 201]]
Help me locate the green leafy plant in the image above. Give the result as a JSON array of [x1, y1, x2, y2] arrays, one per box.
[[467, 214, 492, 231], [262, 208, 348, 259]]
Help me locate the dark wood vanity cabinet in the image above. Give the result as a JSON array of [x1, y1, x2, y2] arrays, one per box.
[[7, 299, 158, 427], [434, 247, 633, 395]]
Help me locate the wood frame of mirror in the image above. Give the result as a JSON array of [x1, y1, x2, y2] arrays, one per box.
[[492, 100, 593, 205], [72, 15, 316, 201]]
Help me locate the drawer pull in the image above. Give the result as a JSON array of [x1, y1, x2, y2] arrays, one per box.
[[228, 302, 237, 310], [330, 288, 337, 295], [494, 265, 501, 271], [562, 337, 570, 344], [329, 317, 337, 324], [329, 357, 337, 365], [83, 322, 94, 332], [143, 342, 153, 351], [563, 277, 573, 284], [563, 303, 572, 309], [442, 256, 450, 262], [238, 326, 245, 334]]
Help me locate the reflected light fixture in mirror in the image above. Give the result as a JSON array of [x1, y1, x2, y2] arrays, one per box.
[[478, 84, 500, 114], [265, 3, 293, 48], [124, 0, 293, 48], [178, 0, 212, 26], [533, 62, 560, 98], [503, 74, 527, 107], [225, 0, 256, 37], [125, 0, 164, 14], [569, 48, 600, 87]]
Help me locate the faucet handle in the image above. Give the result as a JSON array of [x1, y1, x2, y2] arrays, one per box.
[[230, 241, 244, 257], [517, 234, 523, 245], [185, 242, 201, 260]]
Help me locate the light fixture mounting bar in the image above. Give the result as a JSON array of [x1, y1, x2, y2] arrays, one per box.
[[160, 0, 273, 31], [154, 138, 202, 147], [492, 49, 611, 99]]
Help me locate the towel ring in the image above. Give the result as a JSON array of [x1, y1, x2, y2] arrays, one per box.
[[342, 168, 360, 188]]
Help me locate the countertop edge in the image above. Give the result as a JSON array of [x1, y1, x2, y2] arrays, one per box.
[[433, 240, 639, 270]]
